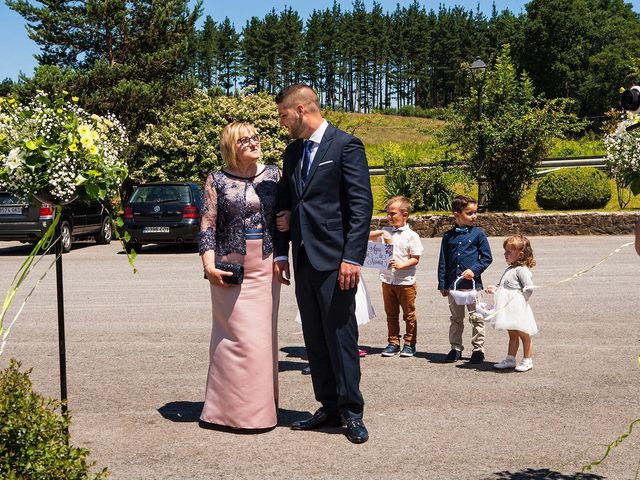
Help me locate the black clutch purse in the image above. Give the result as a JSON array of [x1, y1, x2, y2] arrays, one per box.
[[204, 261, 244, 285]]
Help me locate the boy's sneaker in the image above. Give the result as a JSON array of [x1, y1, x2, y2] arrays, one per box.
[[493, 357, 516, 369], [445, 349, 462, 362], [399, 344, 416, 357], [469, 351, 485, 364], [381, 343, 401, 357], [515, 359, 533, 372]]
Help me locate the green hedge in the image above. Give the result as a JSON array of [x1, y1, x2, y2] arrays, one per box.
[[536, 167, 612, 210], [0, 360, 107, 479]]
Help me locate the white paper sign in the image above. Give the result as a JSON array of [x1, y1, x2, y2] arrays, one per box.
[[363, 242, 393, 269]]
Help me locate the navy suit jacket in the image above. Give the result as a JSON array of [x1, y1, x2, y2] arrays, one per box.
[[276, 123, 373, 271]]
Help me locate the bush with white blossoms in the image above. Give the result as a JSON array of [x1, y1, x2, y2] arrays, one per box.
[[0, 91, 128, 203], [604, 117, 640, 196]]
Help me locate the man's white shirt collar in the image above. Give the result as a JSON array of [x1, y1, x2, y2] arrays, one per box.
[[307, 119, 329, 145]]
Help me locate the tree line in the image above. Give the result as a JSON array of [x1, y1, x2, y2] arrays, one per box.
[[191, 0, 640, 118], [5, 0, 640, 135]]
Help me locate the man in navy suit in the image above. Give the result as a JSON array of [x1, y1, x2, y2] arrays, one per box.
[[274, 84, 373, 444]]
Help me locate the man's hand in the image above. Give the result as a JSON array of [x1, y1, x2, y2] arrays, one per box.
[[338, 262, 360, 290], [274, 260, 290, 285], [439, 289, 449, 297], [276, 210, 291, 232]]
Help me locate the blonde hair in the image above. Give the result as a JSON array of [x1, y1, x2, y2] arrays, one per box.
[[219, 122, 258, 170], [503, 234, 536, 267], [386, 195, 412, 214]]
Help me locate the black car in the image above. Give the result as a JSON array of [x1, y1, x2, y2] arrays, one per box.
[[0, 191, 113, 252], [122, 182, 202, 253]]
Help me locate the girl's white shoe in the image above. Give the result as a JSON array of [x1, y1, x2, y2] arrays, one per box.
[[515, 359, 533, 372], [493, 357, 516, 369]]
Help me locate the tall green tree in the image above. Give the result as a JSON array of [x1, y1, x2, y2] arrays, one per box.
[[440, 45, 585, 210], [217, 17, 240, 95]]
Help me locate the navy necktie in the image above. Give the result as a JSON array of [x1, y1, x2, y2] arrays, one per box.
[[301, 140, 313, 187]]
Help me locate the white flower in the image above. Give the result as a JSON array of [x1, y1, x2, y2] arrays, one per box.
[[4, 148, 24, 171]]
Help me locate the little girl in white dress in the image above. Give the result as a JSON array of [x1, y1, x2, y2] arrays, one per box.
[[485, 234, 537, 372]]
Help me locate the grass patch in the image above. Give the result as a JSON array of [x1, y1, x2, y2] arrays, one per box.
[[372, 176, 640, 214]]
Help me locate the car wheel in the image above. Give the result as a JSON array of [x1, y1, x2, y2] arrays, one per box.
[[95, 217, 113, 244], [125, 242, 142, 254], [60, 221, 72, 253]]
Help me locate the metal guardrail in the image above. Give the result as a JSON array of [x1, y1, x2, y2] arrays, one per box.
[[368, 155, 606, 176]]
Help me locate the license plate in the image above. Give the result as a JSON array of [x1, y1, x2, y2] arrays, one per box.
[[143, 226, 170, 233], [0, 206, 22, 215]]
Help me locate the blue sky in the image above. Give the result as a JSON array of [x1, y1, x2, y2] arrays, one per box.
[[1, 0, 640, 81]]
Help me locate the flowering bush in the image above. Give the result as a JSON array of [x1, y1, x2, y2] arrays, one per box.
[[136, 90, 288, 182], [604, 117, 640, 196], [0, 92, 128, 203]]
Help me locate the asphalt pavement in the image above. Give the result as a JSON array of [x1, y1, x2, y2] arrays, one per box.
[[0, 235, 639, 480]]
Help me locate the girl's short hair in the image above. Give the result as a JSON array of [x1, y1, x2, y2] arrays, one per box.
[[220, 122, 258, 170], [386, 195, 411, 214], [503, 234, 536, 267]]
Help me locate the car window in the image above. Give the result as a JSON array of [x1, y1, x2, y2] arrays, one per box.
[[0, 193, 24, 204], [129, 185, 191, 203]]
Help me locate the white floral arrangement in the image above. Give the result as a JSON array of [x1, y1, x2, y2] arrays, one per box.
[[0, 91, 128, 203], [604, 116, 640, 196]]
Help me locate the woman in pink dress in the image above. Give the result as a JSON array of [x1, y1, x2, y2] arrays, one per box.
[[199, 122, 285, 431]]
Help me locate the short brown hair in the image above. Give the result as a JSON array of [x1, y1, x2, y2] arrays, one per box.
[[275, 83, 320, 112], [451, 195, 477, 213], [386, 195, 411, 214], [503, 234, 536, 267], [219, 122, 258, 170]]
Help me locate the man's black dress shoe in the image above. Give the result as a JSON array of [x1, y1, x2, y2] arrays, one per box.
[[301, 366, 311, 375], [291, 409, 342, 430], [345, 418, 369, 444]]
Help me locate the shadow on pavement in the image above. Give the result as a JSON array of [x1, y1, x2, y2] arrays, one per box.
[[158, 401, 203, 422], [485, 469, 604, 479], [278, 360, 308, 373], [280, 345, 306, 359]]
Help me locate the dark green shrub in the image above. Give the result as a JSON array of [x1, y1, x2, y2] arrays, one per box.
[[0, 360, 107, 480], [408, 167, 455, 211], [383, 143, 455, 211], [536, 167, 612, 210]]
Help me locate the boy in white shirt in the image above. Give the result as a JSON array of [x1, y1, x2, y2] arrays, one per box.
[[369, 196, 423, 357]]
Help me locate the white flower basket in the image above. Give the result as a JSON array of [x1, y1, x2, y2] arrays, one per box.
[[475, 290, 496, 320], [450, 276, 477, 305]]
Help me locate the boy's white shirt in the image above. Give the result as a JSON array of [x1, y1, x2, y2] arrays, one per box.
[[379, 225, 423, 285]]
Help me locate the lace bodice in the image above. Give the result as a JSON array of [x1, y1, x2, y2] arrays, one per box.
[[198, 164, 280, 256]]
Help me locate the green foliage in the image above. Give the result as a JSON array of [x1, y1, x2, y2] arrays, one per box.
[[548, 137, 605, 157], [382, 144, 456, 211], [408, 166, 456, 211], [136, 91, 288, 182], [0, 360, 107, 479], [8, 0, 203, 139], [535, 167, 612, 210], [375, 106, 447, 120], [440, 44, 586, 211], [519, 0, 640, 117]]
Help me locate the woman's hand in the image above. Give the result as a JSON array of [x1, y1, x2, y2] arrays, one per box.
[[204, 265, 232, 287], [276, 210, 291, 232], [485, 285, 496, 294]]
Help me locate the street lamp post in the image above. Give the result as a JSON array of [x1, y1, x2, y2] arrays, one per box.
[[470, 56, 487, 212]]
